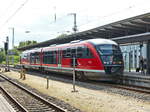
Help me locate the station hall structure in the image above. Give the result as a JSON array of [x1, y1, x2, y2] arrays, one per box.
[[18, 12, 150, 75]]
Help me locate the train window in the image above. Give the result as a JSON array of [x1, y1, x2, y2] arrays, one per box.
[[63, 50, 66, 54], [77, 46, 93, 58], [67, 48, 71, 52], [62, 49, 67, 58], [83, 47, 93, 58], [97, 44, 121, 55], [86, 47, 93, 58], [47, 51, 52, 64], [35, 52, 40, 64], [62, 46, 93, 58], [27, 53, 30, 62], [43, 51, 57, 64], [30, 52, 40, 64], [30, 53, 35, 64], [66, 54, 71, 58], [71, 47, 76, 58], [65, 48, 71, 58], [77, 46, 83, 58], [77, 53, 82, 58], [53, 51, 57, 64], [77, 47, 83, 52], [71, 48, 76, 54], [43, 51, 48, 64], [43, 52, 47, 64]]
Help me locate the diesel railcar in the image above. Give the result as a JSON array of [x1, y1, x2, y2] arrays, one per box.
[[20, 39, 124, 81]]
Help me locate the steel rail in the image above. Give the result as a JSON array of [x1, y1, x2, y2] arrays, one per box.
[[4, 67, 150, 94], [0, 74, 67, 112], [0, 86, 28, 112], [110, 84, 150, 94], [88, 80, 150, 94]]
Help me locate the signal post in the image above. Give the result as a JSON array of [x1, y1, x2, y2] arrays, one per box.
[[4, 36, 10, 72]]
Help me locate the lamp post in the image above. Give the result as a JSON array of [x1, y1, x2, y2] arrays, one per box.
[[9, 27, 15, 48], [68, 13, 77, 33], [10, 28, 14, 49], [25, 31, 31, 46], [68, 13, 78, 92], [9, 27, 15, 65]]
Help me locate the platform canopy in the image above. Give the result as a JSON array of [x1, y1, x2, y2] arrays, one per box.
[[18, 12, 150, 51]]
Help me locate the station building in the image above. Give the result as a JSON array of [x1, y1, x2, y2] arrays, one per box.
[[18, 13, 150, 75], [119, 36, 147, 72]]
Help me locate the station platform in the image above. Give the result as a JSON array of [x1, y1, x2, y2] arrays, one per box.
[[0, 94, 16, 112], [124, 71, 150, 79]]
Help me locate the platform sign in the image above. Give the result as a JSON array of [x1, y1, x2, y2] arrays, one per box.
[[8, 51, 15, 55]]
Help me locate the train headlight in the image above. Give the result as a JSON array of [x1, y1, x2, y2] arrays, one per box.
[[113, 62, 116, 64], [118, 61, 122, 64]]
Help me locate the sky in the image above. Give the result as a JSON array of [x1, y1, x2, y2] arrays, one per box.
[[0, 0, 150, 49]]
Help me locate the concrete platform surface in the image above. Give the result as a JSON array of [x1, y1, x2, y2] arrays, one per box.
[[0, 94, 16, 112], [124, 71, 150, 78]]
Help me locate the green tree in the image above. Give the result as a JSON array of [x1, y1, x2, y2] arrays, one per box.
[[7, 48, 21, 65], [0, 48, 5, 63], [56, 34, 68, 38], [0, 46, 21, 64], [18, 40, 37, 48]]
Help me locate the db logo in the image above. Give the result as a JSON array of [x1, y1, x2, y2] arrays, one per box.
[[88, 61, 92, 64]]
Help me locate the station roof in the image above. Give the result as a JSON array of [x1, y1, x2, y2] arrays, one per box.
[[18, 12, 150, 51]]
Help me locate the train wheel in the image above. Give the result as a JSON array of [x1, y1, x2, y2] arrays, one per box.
[[39, 67, 45, 74], [76, 71, 87, 81]]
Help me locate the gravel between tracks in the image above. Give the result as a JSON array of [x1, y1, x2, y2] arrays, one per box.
[[1, 69, 150, 112]]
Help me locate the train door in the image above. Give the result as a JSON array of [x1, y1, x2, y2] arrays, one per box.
[[58, 48, 62, 68], [71, 47, 77, 67]]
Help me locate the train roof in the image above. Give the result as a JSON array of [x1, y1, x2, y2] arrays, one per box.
[[42, 39, 117, 50], [86, 38, 118, 45], [22, 39, 118, 53], [22, 48, 42, 54]]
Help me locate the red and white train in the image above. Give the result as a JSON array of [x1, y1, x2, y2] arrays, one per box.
[[20, 38, 124, 81]]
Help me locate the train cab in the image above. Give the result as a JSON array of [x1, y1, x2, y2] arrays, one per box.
[[73, 39, 124, 81]]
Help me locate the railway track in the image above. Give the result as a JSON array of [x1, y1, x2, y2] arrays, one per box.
[[88, 80, 150, 94], [0, 86, 28, 112], [116, 84, 150, 94], [2, 66, 150, 95], [0, 74, 67, 112]]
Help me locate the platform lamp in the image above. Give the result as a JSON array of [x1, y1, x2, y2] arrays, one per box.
[[68, 13, 78, 33], [25, 30, 31, 46], [9, 27, 15, 65], [9, 27, 14, 49]]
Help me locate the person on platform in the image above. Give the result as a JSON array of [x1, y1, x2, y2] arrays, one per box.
[[20, 65, 26, 80], [139, 56, 144, 74], [143, 59, 147, 75]]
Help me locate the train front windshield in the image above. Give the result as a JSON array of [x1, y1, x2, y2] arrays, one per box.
[[96, 44, 123, 65]]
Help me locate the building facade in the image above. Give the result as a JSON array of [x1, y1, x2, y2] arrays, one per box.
[[120, 42, 147, 73]]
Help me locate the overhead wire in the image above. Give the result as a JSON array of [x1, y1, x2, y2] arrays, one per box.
[[0, 0, 17, 20], [0, 1, 135, 39], [77, 6, 135, 30], [48, 6, 135, 34], [0, 0, 29, 29]]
